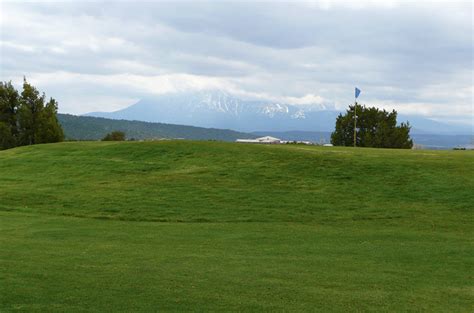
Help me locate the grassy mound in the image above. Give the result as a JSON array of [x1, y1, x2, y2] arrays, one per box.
[[1, 141, 472, 224], [0, 141, 472, 311]]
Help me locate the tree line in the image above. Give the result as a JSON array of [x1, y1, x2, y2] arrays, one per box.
[[0, 79, 64, 150]]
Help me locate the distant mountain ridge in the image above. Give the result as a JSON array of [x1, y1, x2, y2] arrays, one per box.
[[86, 90, 472, 135], [58, 114, 256, 141]]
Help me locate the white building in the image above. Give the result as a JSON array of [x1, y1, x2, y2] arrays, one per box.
[[236, 136, 282, 144]]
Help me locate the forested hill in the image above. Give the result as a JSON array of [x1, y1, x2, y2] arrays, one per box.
[[58, 114, 256, 141]]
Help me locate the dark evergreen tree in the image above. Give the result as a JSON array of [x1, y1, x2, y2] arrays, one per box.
[[38, 98, 64, 143], [331, 104, 413, 149], [0, 81, 20, 149], [18, 78, 45, 145]]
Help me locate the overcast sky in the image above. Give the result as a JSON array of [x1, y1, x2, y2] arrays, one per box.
[[0, 0, 472, 126]]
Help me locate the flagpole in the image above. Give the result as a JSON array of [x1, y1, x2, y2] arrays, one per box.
[[353, 98, 357, 147], [353, 87, 360, 147]]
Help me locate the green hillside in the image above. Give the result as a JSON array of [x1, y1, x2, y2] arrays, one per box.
[[58, 113, 255, 141], [1, 142, 473, 311]]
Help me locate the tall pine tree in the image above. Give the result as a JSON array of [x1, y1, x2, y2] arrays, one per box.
[[39, 98, 64, 143], [0, 81, 20, 149], [18, 78, 45, 145]]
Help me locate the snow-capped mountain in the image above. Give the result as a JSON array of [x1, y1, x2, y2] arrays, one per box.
[[86, 90, 337, 132], [86, 90, 471, 134], [187, 90, 309, 120]]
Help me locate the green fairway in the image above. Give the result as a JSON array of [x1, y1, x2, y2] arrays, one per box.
[[1, 141, 473, 311]]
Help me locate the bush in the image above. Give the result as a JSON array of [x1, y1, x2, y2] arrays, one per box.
[[102, 131, 126, 141], [331, 104, 413, 149]]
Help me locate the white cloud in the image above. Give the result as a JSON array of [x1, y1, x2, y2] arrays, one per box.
[[60, 95, 139, 115], [24, 71, 235, 97], [0, 41, 36, 53], [284, 94, 325, 106]]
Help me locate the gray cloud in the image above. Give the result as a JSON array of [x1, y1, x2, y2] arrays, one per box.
[[0, 0, 472, 126]]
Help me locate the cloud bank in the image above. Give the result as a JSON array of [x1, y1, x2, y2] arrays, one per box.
[[0, 0, 472, 126]]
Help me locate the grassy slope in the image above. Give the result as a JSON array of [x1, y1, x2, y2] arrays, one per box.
[[0, 141, 473, 312]]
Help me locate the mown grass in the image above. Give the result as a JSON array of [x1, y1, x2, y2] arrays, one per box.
[[0, 141, 473, 311]]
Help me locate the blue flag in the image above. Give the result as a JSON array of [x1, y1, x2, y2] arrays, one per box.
[[355, 87, 361, 99]]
